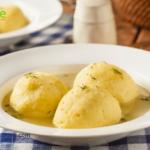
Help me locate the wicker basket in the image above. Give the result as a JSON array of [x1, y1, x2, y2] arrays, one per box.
[[112, 0, 150, 28]]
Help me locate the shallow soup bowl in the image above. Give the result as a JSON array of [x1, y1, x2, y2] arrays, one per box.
[[0, 44, 150, 146]]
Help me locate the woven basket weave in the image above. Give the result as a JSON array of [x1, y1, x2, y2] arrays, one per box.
[[112, 0, 150, 28]]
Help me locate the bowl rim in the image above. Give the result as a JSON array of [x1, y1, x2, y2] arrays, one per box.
[[0, 44, 150, 138]]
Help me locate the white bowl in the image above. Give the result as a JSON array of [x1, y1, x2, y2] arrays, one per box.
[[0, 44, 150, 146], [0, 0, 62, 49]]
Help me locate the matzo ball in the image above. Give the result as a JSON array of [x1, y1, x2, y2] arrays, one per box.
[[10, 72, 68, 117], [0, 5, 29, 33], [73, 62, 139, 116], [54, 86, 121, 129]]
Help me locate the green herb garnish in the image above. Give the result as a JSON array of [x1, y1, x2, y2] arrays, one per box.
[[17, 114, 24, 119], [113, 68, 123, 79], [91, 75, 96, 80], [121, 118, 126, 122], [96, 86, 99, 89], [11, 114, 24, 119], [113, 68, 122, 74], [25, 72, 38, 79], [11, 115, 17, 118], [140, 96, 150, 101], [47, 111, 51, 115], [5, 104, 9, 107], [80, 84, 87, 90]]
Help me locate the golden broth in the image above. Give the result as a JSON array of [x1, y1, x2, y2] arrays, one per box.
[[2, 73, 150, 128], [2, 74, 77, 128]]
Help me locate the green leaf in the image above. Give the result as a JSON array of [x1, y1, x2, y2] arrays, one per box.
[[113, 68, 122, 74], [25, 72, 38, 79], [96, 86, 99, 89], [80, 84, 87, 90], [11, 114, 24, 119], [47, 111, 51, 115], [17, 114, 24, 119], [90, 75, 96, 80], [11, 115, 17, 118], [140, 96, 150, 101], [113, 68, 123, 79], [121, 118, 126, 122]]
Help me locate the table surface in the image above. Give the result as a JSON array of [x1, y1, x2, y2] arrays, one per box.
[[60, 1, 150, 52]]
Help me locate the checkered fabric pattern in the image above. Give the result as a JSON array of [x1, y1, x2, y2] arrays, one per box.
[[0, 14, 73, 56], [1, 128, 150, 150], [0, 14, 150, 150]]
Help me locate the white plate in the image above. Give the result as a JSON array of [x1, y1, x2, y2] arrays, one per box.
[[0, 44, 150, 146], [0, 0, 62, 49]]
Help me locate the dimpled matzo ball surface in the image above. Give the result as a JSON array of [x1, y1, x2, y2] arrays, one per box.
[[73, 62, 139, 116], [54, 86, 121, 129], [10, 72, 68, 118]]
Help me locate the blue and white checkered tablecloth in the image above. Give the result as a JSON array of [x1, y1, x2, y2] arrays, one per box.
[[1, 128, 150, 150], [0, 14, 150, 150]]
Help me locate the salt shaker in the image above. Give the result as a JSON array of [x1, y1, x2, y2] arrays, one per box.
[[73, 0, 117, 44]]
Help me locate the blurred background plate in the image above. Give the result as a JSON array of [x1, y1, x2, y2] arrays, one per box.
[[0, 0, 63, 49]]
